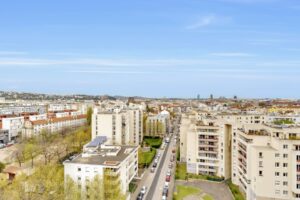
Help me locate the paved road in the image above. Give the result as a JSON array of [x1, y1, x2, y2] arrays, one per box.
[[148, 135, 176, 200], [131, 146, 166, 200]]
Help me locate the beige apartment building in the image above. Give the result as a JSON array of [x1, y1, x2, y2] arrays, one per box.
[[92, 108, 143, 146], [180, 113, 300, 200]]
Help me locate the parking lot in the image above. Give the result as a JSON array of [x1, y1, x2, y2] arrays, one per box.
[[175, 180, 233, 200]]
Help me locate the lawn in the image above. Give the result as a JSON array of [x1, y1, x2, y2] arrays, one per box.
[[143, 136, 162, 149], [175, 163, 187, 180], [129, 182, 138, 193], [227, 181, 245, 200], [203, 194, 214, 200], [175, 163, 223, 182], [173, 185, 200, 200], [138, 148, 156, 168]]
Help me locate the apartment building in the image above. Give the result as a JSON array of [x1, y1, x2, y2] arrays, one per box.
[[230, 124, 300, 200], [0, 105, 46, 115], [218, 113, 266, 124], [180, 113, 231, 179], [145, 110, 170, 137], [2, 116, 24, 141], [92, 108, 143, 145], [63, 136, 138, 200], [180, 112, 300, 200], [0, 129, 9, 144], [22, 114, 86, 137]]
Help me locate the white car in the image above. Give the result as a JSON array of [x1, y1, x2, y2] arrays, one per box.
[[162, 196, 167, 200], [141, 186, 147, 195], [164, 182, 169, 188]]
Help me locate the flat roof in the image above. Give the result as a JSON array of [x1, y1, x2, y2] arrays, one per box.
[[64, 145, 138, 166]]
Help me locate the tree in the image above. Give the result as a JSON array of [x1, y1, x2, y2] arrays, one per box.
[[0, 162, 5, 173], [24, 143, 38, 168], [14, 145, 25, 167], [65, 176, 81, 200], [86, 107, 93, 126]]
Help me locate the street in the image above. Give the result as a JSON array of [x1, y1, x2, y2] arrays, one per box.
[[132, 116, 180, 200], [149, 134, 176, 200]]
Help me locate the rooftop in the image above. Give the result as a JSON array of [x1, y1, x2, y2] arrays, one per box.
[[64, 145, 137, 166]]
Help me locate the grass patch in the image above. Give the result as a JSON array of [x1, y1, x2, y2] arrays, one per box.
[[273, 119, 294, 125], [173, 185, 200, 200], [175, 163, 223, 182], [144, 136, 162, 149], [175, 163, 187, 180], [227, 180, 245, 200], [188, 173, 224, 182], [203, 194, 214, 200], [138, 148, 156, 168], [176, 146, 180, 161], [129, 182, 137, 193]]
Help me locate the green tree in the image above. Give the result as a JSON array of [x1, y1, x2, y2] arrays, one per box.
[[24, 143, 38, 168], [0, 162, 5, 173], [87, 107, 93, 126]]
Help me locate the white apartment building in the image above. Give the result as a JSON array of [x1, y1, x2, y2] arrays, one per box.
[[231, 124, 300, 200], [22, 114, 86, 137], [63, 136, 138, 200], [48, 103, 78, 112], [180, 114, 231, 179], [0, 105, 46, 115], [2, 116, 24, 141], [145, 110, 170, 137], [180, 112, 300, 200], [92, 109, 143, 145]]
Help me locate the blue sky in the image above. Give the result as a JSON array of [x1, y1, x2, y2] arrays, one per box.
[[1, 0, 300, 98]]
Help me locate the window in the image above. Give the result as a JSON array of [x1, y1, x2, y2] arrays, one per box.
[[283, 154, 288, 158], [283, 144, 288, 149], [275, 172, 280, 176], [275, 153, 280, 158], [283, 163, 288, 167], [259, 161, 263, 167], [283, 172, 288, 177], [283, 181, 288, 186], [259, 152, 263, 158], [275, 181, 280, 185], [283, 190, 288, 195], [77, 167, 81, 172], [297, 184, 300, 189], [77, 177, 81, 181], [275, 162, 280, 167], [275, 190, 280, 195], [259, 171, 263, 176]]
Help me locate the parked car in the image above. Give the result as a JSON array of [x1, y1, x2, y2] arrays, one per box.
[[164, 182, 169, 189], [166, 170, 171, 176], [161, 196, 167, 200], [153, 162, 157, 168], [162, 187, 169, 197], [168, 163, 173, 169], [136, 192, 144, 200], [165, 175, 171, 182], [141, 186, 147, 195], [150, 167, 155, 173], [172, 149, 176, 153]]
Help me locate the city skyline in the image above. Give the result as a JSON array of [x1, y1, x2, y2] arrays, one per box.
[[1, 0, 300, 98]]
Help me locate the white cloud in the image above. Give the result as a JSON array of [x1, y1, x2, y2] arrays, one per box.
[[210, 52, 255, 57], [0, 51, 28, 56], [67, 70, 150, 74], [186, 14, 232, 30], [186, 15, 218, 29]]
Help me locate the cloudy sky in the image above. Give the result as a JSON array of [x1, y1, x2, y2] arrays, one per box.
[[1, 0, 300, 98]]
